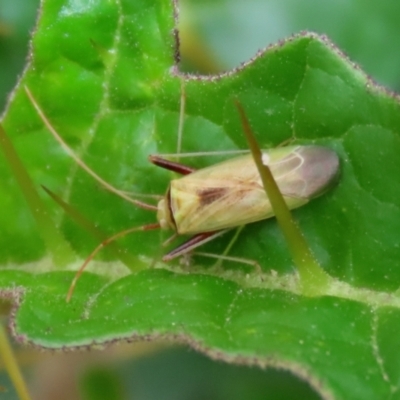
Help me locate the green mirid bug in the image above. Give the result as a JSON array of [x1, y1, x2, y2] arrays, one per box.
[[25, 88, 339, 301]]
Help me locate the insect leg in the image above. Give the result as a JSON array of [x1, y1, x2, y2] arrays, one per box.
[[162, 230, 229, 261], [193, 252, 262, 274], [211, 226, 245, 269], [66, 222, 161, 302], [148, 155, 196, 175], [162, 232, 179, 247], [150, 145, 249, 177], [157, 149, 249, 159]]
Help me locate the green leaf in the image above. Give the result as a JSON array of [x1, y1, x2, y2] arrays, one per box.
[[1, 0, 400, 399]]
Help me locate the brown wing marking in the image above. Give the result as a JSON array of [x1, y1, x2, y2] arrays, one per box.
[[180, 181, 269, 233], [197, 187, 229, 207]]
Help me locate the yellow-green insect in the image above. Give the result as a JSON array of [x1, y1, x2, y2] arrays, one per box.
[[154, 145, 338, 259], [26, 88, 339, 301]]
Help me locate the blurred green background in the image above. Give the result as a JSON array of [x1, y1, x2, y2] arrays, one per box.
[[1, 0, 399, 398], [2, 0, 400, 114]]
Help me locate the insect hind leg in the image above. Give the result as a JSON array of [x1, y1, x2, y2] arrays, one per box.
[[162, 230, 229, 261], [148, 155, 196, 175], [193, 226, 262, 275], [193, 252, 262, 275], [171, 77, 249, 162], [162, 227, 262, 275]]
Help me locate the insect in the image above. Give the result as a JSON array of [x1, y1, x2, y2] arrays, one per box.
[[25, 87, 339, 301]]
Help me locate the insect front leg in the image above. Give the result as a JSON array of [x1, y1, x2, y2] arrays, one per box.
[[162, 230, 229, 261]]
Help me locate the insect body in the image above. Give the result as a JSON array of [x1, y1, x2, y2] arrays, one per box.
[[25, 87, 339, 300], [150, 144, 338, 260], [158, 146, 338, 234]]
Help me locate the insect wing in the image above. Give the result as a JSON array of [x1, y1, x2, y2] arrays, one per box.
[[266, 145, 339, 199], [169, 146, 339, 234], [169, 154, 274, 234]]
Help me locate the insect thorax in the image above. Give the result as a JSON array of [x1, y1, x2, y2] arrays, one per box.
[[157, 188, 175, 231]]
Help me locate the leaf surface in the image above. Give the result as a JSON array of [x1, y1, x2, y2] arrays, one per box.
[[1, 1, 400, 399]]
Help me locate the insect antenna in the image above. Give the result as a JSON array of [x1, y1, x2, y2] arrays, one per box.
[[24, 87, 164, 300], [24, 86, 157, 212], [66, 222, 161, 302]]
